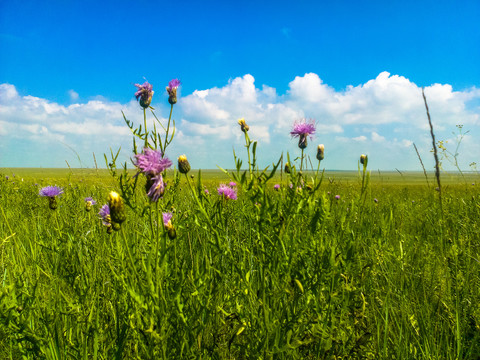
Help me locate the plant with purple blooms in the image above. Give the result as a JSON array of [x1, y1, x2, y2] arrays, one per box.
[[166, 79, 180, 105], [162, 212, 176, 239], [134, 148, 172, 202], [217, 184, 237, 200], [85, 197, 97, 212], [98, 204, 113, 234], [39, 186, 64, 210], [134, 81, 154, 109], [290, 118, 316, 171]]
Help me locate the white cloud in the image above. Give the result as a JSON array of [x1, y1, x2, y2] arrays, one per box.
[[1, 73, 479, 170]]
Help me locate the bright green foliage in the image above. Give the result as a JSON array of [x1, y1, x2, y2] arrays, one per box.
[[1, 171, 480, 359]]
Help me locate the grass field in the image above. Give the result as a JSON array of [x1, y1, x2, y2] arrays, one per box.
[[1, 164, 480, 359]]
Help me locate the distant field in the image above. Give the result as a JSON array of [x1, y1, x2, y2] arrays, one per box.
[[1, 167, 478, 186]]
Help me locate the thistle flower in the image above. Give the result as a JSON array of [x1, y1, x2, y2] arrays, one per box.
[[162, 212, 176, 239], [290, 119, 316, 149], [316, 144, 325, 161], [217, 184, 237, 200], [84, 197, 97, 212], [360, 154, 368, 166], [238, 118, 249, 133], [166, 78, 180, 105], [229, 181, 236, 188], [108, 191, 126, 226], [177, 154, 191, 174], [98, 204, 111, 226], [134, 148, 172, 176], [204, 188, 210, 195], [147, 174, 166, 202], [274, 184, 280, 191], [39, 186, 64, 210], [335, 195, 341, 200], [134, 81, 154, 108]]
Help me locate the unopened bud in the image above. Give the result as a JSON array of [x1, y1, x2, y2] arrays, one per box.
[[360, 154, 368, 166], [108, 191, 126, 224], [284, 162, 291, 174], [316, 144, 325, 161], [238, 118, 249, 133], [48, 197, 58, 210], [178, 154, 191, 174]]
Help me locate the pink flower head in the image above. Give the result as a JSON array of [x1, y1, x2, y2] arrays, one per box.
[[290, 119, 316, 149], [147, 174, 166, 202], [274, 184, 280, 191], [98, 204, 111, 226], [39, 186, 63, 198], [167, 79, 181, 91], [162, 212, 173, 228], [134, 148, 172, 176], [217, 184, 237, 200], [166, 79, 181, 105], [134, 81, 154, 108], [229, 181, 236, 188]]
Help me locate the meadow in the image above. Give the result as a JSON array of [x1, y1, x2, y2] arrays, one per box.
[[1, 80, 480, 359]]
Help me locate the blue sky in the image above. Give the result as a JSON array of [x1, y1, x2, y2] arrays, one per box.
[[1, 0, 479, 171]]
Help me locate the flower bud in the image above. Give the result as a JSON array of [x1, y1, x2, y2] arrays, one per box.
[[238, 118, 249, 133], [168, 227, 177, 240], [298, 134, 307, 149], [107, 225, 113, 234], [108, 191, 126, 224], [360, 154, 368, 166], [284, 162, 291, 174], [316, 144, 325, 161], [48, 197, 58, 210], [178, 154, 191, 174]]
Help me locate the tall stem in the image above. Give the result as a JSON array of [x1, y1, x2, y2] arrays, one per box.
[[163, 104, 174, 152], [143, 108, 148, 148], [300, 148, 304, 171]]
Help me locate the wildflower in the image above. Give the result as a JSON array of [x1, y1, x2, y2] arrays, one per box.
[[316, 144, 325, 161], [217, 184, 237, 200], [98, 204, 113, 234], [374, 198, 378, 203], [360, 154, 368, 166], [238, 118, 249, 133], [134, 148, 172, 176], [108, 191, 126, 227], [274, 184, 280, 191], [5, 176, 9, 180], [204, 187, 209, 195], [335, 195, 340, 200], [290, 119, 316, 149], [39, 186, 64, 210], [229, 181, 236, 188], [84, 197, 97, 212], [134, 81, 154, 108], [166, 78, 180, 105], [162, 212, 176, 239], [147, 174, 166, 202], [178, 154, 191, 174]]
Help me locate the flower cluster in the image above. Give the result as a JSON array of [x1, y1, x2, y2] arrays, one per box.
[[134, 148, 172, 202]]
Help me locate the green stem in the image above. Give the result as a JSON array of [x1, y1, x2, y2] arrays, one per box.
[[245, 131, 253, 181], [300, 148, 304, 171], [163, 104, 174, 152], [143, 108, 148, 148]]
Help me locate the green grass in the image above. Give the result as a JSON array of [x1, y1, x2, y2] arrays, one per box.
[[1, 168, 480, 359]]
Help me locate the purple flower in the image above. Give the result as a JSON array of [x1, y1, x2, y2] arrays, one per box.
[[134, 148, 172, 176], [274, 184, 280, 191], [147, 174, 166, 202], [98, 204, 111, 226], [217, 184, 237, 200], [374, 198, 378, 203], [134, 81, 154, 108], [290, 119, 316, 149], [5, 176, 9, 180], [204, 188, 210, 195], [166, 79, 181, 105], [167, 79, 181, 91], [162, 212, 173, 228], [335, 195, 340, 200], [85, 197, 97, 205], [39, 186, 63, 198], [229, 181, 236, 188]]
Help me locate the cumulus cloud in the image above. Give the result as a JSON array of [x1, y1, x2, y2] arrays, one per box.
[[1, 72, 479, 170]]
